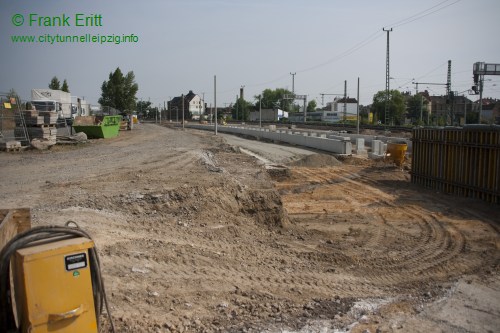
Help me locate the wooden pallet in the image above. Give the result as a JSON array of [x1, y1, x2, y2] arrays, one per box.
[[0, 208, 31, 249]]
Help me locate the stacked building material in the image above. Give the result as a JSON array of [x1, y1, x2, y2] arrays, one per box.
[[412, 125, 500, 204], [0, 140, 22, 151], [15, 110, 58, 145]]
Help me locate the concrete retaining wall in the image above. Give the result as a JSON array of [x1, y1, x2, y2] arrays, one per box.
[[187, 124, 352, 154]]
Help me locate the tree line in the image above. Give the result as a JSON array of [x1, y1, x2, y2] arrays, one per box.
[[42, 69, 484, 125]]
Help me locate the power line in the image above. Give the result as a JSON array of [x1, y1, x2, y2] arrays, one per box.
[[213, 0, 463, 101], [386, 0, 462, 29], [296, 30, 384, 74]]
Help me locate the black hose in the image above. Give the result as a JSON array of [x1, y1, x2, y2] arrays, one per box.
[[0, 224, 115, 333]]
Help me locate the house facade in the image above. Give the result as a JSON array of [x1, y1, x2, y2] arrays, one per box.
[[331, 97, 358, 122], [429, 95, 474, 125], [168, 90, 205, 120], [476, 98, 500, 124]]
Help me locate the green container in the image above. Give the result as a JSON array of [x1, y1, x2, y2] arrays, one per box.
[[73, 115, 122, 139]]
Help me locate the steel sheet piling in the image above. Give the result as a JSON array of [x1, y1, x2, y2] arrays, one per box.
[[411, 125, 500, 204]]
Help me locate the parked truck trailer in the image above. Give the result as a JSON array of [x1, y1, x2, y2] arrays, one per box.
[[31, 89, 73, 123]]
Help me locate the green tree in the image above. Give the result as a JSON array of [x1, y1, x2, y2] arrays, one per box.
[[307, 100, 317, 112], [61, 79, 70, 93], [232, 97, 253, 121], [466, 111, 479, 124], [371, 90, 406, 125], [136, 100, 152, 118], [254, 88, 293, 110], [406, 94, 429, 125], [98, 67, 138, 112], [49, 76, 60, 90]]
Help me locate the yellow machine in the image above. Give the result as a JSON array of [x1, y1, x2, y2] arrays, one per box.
[[0, 221, 114, 333], [12, 237, 98, 333], [386, 142, 408, 166]]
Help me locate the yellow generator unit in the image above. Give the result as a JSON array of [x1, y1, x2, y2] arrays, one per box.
[[13, 237, 97, 332], [0, 224, 114, 333]]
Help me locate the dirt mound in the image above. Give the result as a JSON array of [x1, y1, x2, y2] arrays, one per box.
[[288, 153, 342, 168], [93, 179, 290, 229]]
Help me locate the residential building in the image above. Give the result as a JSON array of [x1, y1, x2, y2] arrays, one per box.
[[168, 90, 205, 120], [313, 98, 358, 123], [429, 94, 474, 125], [331, 97, 358, 122], [476, 98, 500, 124]]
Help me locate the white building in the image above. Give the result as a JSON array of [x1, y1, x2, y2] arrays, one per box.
[[331, 97, 358, 121], [168, 90, 205, 120], [287, 97, 359, 123]]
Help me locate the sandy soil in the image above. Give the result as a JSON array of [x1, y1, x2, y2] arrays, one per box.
[[0, 122, 498, 333]]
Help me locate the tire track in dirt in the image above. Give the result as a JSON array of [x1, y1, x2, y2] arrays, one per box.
[[276, 163, 497, 295]]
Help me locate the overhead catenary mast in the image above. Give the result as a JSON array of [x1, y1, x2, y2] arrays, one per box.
[[383, 27, 393, 127]]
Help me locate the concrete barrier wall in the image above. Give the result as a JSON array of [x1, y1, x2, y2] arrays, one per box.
[[341, 133, 412, 152], [187, 124, 352, 154]]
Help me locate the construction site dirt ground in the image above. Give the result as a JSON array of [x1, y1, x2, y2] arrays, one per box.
[[0, 123, 499, 333]]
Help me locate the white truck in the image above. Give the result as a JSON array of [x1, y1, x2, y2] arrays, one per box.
[[31, 89, 73, 123], [71, 96, 90, 117]]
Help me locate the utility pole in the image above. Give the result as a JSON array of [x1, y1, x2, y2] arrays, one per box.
[[290, 72, 296, 95], [383, 27, 393, 127], [446, 60, 453, 125], [181, 94, 185, 129], [209, 103, 212, 125], [479, 76, 483, 123], [304, 95, 307, 124], [201, 92, 205, 120], [168, 99, 170, 121], [343, 80, 347, 124], [236, 95, 238, 121], [214, 75, 218, 135], [357, 77, 360, 134], [259, 95, 262, 128]]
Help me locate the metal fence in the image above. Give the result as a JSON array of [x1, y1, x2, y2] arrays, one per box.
[[90, 106, 120, 116], [411, 125, 500, 204]]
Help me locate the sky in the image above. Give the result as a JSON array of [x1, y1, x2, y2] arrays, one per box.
[[2, 0, 499, 108]]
